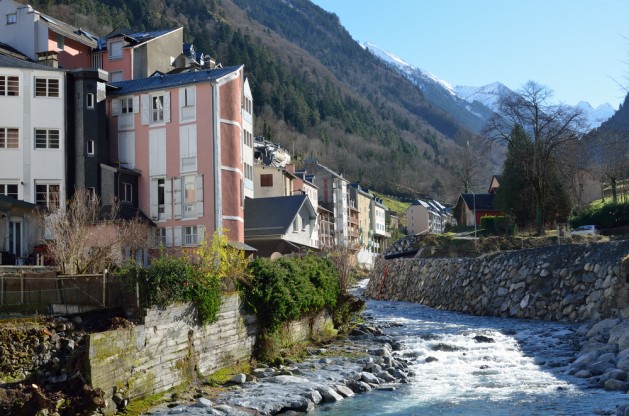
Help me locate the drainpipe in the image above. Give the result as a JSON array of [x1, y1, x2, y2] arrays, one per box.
[[211, 80, 222, 234]]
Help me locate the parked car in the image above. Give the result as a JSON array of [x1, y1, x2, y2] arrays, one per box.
[[571, 225, 599, 236]]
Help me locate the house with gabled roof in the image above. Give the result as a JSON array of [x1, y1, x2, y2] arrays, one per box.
[[454, 193, 501, 227], [0, 0, 97, 69], [93, 28, 184, 82], [406, 199, 449, 235], [244, 194, 317, 257], [107, 65, 249, 249]]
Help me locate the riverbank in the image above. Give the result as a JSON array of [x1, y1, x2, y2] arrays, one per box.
[[145, 320, 412, 415]]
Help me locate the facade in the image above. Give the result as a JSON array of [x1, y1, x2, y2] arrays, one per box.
[[455, 194, 500, 227], [406, 199, 444, 235], [0, 0, 96, 69], [372, 197, 389, 252], [0, 54, 67, 260], [300, 160, 349, 247], [253, 164, 295, 198], [244, 195, 317, 257], [107, 66, 248, 248], [292, 169, 319, 249], [93, 28, 184, 82], [242, 79, 254, 200]]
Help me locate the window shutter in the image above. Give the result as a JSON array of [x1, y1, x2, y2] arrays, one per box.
[[173, 177, 182, 219], [133, 96, 139, 113], [174, 226, 182, 246], [188, 86, 196, 106], [164, 178, 172, 220], [198, 225, 205, 245], [141, 94, 149, 125], [179, 87, 185, 109], [195, 174, 203, 216], [163, 92, 171, 122], [165, 227, 173, 247], [149, 178, 158, 219], [112, 99, 121, 116]]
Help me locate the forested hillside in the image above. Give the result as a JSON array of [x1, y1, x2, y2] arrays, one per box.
[[23, 0, 479, 200]]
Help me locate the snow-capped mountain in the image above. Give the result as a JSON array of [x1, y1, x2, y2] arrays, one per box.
[[363, 42, 494, 134], [575, 101, 616, 130], [364, 42, 614, 132], [455, 83, 515, 113]]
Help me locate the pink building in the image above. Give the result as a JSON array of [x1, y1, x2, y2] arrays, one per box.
[[107, 66, 247, 248]]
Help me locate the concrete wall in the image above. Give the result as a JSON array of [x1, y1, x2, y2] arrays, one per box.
[[366, 241, 629, 322], [85, 293, 332, 406]]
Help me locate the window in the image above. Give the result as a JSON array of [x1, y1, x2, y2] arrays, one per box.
[[0, 184, 18, 199], [183, 175, 196, 216], [122, 182, 132, 203], [35, 129, 60, 149], [180, 125, 197, 172], [157, 178, 165, 215], [86, 187, 96, 198], [87, 140, 95, 155], [151, 95, 164, 122], [109, 71, 124, 82], [6, 13, 16, 24], [121, 97, 133, 113], [109, 40, 123, 59], [243, 96, 252, 114], [35, 78, 59, 97], [86, 93, 94, 109], [0, 76, 19, 96], [244, 163, 253, 180], [243, 130, 253, 147], [260, 174, 273, 187], [155, 228, 166, 246], [184, 226, 198, 246], [56, 34, 64, 50], [118, 132, 135, 169], [180, 86, 196, 122], [36, 183, 60, 209], [0, 128, 18, 148]]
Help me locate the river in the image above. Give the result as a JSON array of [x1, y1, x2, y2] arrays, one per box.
[[311, 289, 628, 416]]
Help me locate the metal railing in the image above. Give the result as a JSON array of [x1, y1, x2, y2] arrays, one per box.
[[0, 271, 137, 315]]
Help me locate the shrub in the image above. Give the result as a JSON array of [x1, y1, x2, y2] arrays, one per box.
[[480, 215, 516, 235], [569, 202, 629, 229], [242, 255, 340, 333], [118, 253, 221, 325]]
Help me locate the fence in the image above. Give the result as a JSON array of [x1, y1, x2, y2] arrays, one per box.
[[0, 269, 137, 315]]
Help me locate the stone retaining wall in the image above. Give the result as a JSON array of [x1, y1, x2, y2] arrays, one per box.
[[85, 293, 332, 409], [366, 241, 629, 321]]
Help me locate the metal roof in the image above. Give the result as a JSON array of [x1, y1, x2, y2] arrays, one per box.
[[109, 65, 242, 95]]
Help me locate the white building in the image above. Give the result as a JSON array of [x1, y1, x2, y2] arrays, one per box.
[[242, 79, 254, 200], [0, 54, 66, 259]]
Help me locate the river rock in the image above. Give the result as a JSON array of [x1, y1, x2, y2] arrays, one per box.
[[335, 385, 355, 397], [316, 386, 343, 402], [304, 389, 322, 404], [347, 380, 372, 393], [604, 379, 629, 392], [196, 397, 214, 407], [230, 374, 246, 384], [360, 371, 381, 384], [376, 371, 396, 382]]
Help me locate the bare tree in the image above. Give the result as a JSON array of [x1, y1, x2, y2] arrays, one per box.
[[39, 189, 149, 274], [447, 133, 491, 195], [484, 81, 587, 234], [588, 129, 629, 204]]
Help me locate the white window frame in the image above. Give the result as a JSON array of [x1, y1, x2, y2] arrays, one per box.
[[87, 140, 95, 156], [35, 78, 59, 97], [122, 182, 132, 204], [0, 76, 19, 96], [180, 125, 197, 173], [35, 182, 60, 209], [151, 95, 164, 123], [0, 183, 18, 199], [6, 13, 17, 24], [0, 128, 19, 149], [87, 93, 94, 109], [34, 129, 60, 149]]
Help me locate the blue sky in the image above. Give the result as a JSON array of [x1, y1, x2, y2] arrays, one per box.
[[311, 0, 629, 109]]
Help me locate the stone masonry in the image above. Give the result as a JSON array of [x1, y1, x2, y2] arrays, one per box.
[[366, 240, 629, 322]]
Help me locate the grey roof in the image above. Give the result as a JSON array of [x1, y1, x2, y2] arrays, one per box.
[[109, 65, 242, 95], [0, 194, 36, 210], [38, 14, 98, 48], [460, 193, 498, 211], [301, 159, 349, 182], [98, 28, 179, 51], [0, 47, 64, 72], [244, 195, 313, 237]]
